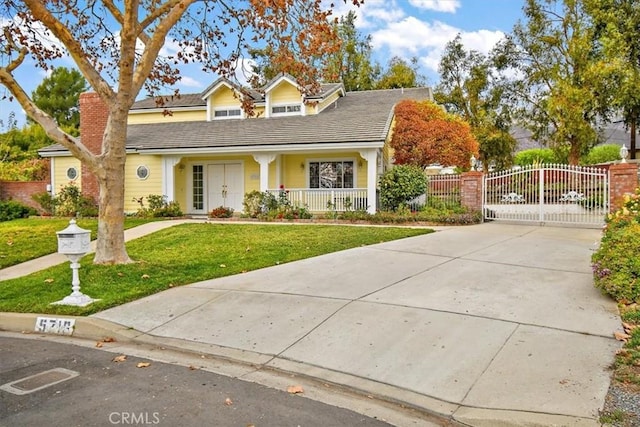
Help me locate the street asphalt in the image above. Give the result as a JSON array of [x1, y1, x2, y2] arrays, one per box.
[[0, 220, 624, 426]]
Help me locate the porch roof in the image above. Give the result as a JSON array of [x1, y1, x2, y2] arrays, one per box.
[[39, 87, 433, 155]]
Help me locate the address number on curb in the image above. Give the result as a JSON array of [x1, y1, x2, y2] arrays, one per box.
[[35, 317, 75, 335]]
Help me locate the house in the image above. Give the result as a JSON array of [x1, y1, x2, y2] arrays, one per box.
[[39, 74, 433, 215]]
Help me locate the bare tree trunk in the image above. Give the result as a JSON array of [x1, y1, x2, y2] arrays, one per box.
[[568, 137, 580, 165], [92, 112, 132, 265], [630, 118, 636, 160]]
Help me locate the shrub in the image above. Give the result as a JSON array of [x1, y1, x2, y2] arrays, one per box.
[[514, 148, 559, 166], [242, 190, 266, 218], [592, 188, 640, 303], [592, 222, 640, 303], [243, 187, 312, 220], [32, 183, 98, 217], [209, 206, 234, 218], [0, 200, 37, 221], [133, 194, 183, 218], [582, 144, 621, 165], [379, 165, 427, 211]]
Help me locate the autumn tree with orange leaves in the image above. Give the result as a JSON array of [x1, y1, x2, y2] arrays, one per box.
[[390, 100, 479, 170], [0, 0, 361, 265]]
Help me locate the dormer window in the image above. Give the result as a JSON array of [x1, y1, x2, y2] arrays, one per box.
[[213, 108, 242, 119], [271, 104, 301, 116]]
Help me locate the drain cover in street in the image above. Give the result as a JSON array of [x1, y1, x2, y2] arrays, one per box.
[[0, 368, 79, 395]]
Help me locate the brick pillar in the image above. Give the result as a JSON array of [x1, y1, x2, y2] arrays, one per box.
[[79, 92, 109, 202], [460, 171, 484, 212], [609, 162, 639, 212]]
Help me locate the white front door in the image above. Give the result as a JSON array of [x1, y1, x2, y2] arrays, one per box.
[[207, 163, 243, 211]]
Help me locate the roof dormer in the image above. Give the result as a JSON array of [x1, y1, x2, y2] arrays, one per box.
[[201, 77, 247, 121], [263, 74, 305, 118]]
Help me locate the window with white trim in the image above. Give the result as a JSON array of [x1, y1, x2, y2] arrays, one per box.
[[136, 165, 150, 180], [271, 104, 301, 116], [192, 165, 204, 210], [309, 161, 354, 189], [213, 108, 242, 119], [66, 167, 78, 180]]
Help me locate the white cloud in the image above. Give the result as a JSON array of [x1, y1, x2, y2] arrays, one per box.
[[408, 0, 461, 13], [370, 17, 504, 79]]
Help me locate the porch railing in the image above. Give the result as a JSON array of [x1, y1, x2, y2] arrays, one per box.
[[266, 188, 368, 212]]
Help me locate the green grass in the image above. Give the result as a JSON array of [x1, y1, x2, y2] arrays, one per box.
[[0, 223, 432, 316], [0, 217, 158, 269]]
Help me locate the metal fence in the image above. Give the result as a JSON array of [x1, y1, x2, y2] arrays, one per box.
[[483, 164, 609, 226]]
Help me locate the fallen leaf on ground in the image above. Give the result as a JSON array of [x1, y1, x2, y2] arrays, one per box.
[[614, 331, 631, 342], [136, 362, 151, 368], [112, 355, 127, 363], [224, 397, 233, 406], [622, 322, 638, 332], [44, 278, 54, 283], [102, 337, 116, 343], [219, 264, 226, 268], [6, 239, 13, 246], [141, 274, 150, 279], [117, 272, 124, 277], [188, 365, 197, 370], [95, 341, 103, 348], [287, 385, 304, 394]]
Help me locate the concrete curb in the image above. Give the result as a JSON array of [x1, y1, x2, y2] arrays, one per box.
[[0, 312, 600, 427]]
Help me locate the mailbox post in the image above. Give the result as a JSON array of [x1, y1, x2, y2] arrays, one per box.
[[53, 219, 98, 307]]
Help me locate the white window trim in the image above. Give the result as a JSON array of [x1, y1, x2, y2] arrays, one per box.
[[212, 105, 243, 120], [270, 102, 303, 117], [306, 158, 357, 189]]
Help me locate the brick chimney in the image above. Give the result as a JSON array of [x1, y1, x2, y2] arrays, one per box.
[[79, 92, 108, 202]]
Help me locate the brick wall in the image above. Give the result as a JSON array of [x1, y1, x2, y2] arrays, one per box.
[[460, 171, 483, 211], [79, 92, 109, 202], [609, 163, 639, 212], [0, 181, 49, 211]]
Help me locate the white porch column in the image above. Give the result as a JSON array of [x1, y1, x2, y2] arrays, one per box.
[[162, 156, 181, 201], [253, 153, 276, 191], [359, 149, 378, 214]]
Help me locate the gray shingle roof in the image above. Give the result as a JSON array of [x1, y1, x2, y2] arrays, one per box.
[[131, 93, 206, 110], [127, 87, 432, 152], [39, 87, 433, 155]]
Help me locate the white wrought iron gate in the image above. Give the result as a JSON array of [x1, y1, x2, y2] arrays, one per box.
[[483, 164, 609, 226]]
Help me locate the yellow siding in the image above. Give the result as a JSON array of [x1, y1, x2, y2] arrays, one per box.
[[253, 106, 265, 118], [305, 103, 317, 115], [316, 91, 341, 113], [270, 81, 302, 104], [52, 157, 82, 193], [210, 86, 239, 106], [127, 109, 206, 124], [124, 155, 163, 212]]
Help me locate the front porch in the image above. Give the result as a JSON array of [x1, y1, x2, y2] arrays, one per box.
[[266, 188, 370, 212]]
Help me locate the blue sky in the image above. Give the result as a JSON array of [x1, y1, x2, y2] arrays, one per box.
[[0, 0, 525, 129]]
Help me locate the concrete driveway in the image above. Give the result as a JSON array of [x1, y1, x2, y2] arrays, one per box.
[[93, 222, 622, 426]]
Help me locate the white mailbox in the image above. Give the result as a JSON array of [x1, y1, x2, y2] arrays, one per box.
[[52, 219, 97, 307], [56, 219, 91, 255]]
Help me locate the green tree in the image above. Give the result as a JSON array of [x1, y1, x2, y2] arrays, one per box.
[[324, 11, 380, 91], [0, 0, 362, 265], [435, 34, 516, 171], [376, 56, 423, 89], [496, 0, 604, 165], [31, 67, 87, 133], [586, 0, 640, 159]]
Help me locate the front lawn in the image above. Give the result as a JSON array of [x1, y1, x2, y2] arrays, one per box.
[[0, 223, 432, 316], [0, 217, 158, 269]]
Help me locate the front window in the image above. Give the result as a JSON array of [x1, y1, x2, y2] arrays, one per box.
[[309, 161, 354, 188], [192, 165, 203, 210]]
